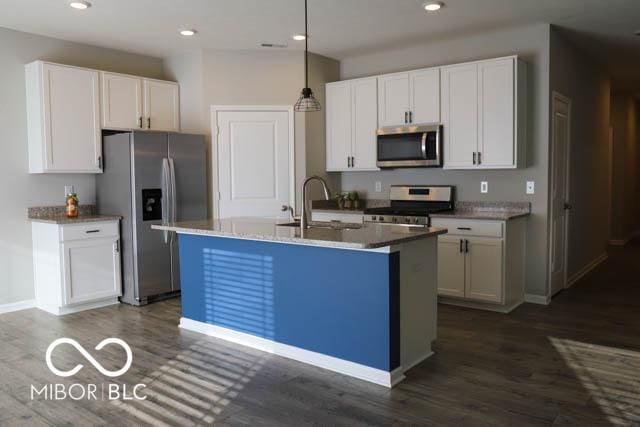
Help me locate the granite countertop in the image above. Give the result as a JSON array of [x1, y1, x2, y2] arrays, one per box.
[[27, 205, 121, 224], [430, 202, 531, 221], [152, 218, 447, 250]]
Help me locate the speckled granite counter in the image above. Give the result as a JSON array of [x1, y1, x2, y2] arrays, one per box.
[[153, 218, 446, 250], [430, 201, 530, 221], [27, 205, 121, 224]]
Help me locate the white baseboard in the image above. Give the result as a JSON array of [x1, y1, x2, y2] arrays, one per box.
[[609, 230, 639, 246], [567, 252, 608, 287], [0, 299, 36, 315], [180, 317, 403, 388], [524, 294, 550, 305], [439, 297, 524, 313]]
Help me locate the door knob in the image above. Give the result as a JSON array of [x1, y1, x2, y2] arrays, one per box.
[[563, 203, 573, 211]]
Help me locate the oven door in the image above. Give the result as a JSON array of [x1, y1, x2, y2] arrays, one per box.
[[376, 125, 441, 168]]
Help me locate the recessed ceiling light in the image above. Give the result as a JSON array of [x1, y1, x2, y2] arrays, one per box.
[[423, 1, 444, 12], [69, 1, 91, 10], [292, 34, 306, 41], [179, 29, 197, 37]]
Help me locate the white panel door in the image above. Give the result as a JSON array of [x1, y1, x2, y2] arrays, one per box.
[[378, 73, 410, 127], [217, 109, 292, 218], [465, 237, 503, 303], [441, 63, 478, 169], [549, 94, 571, 296], [143, 79, 180, 131], [409, 68, 440, 125], [42, 63, 101, 172], [101, 72, 143, 130], [437, 236, 466, 298], [325, 81, 352, 171], [478, 58, 515, 167], [351, 77, 378, 170], [62, 237, 121, 306]]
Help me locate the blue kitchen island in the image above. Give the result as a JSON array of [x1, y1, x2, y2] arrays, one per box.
[[153, 218, 446, 387]]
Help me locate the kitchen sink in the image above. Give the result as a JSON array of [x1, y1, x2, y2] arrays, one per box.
[[277, 221, 362, 231]]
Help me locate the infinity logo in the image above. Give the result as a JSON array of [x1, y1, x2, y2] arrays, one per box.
[[45, 338, 133, 378]]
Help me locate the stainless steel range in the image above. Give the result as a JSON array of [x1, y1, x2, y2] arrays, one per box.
[[364, 185, 454, 227]]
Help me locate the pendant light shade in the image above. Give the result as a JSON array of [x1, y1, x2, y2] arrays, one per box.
[[294, 0, 321, 112]]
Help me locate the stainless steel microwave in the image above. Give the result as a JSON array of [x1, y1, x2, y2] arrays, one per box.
[[376, 125, 442, 168]]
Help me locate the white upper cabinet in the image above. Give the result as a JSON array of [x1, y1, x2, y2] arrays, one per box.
[[409, 68, 440, 125], [441, 62, 478, 168], [326, 77, 378, 172], [100, 72, 143, 130], [326, 81, 352, 171], [442, 56, 526, 169], [102, 74, 180, 132], [143, 79, 180, 132], [378, 67, 440, 127], [26, 61, 102, 174], [378, 73, 410, 127]]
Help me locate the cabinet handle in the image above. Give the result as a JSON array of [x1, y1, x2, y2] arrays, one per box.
[[477, 152, 482, 165], [115, 240, 120, 253], [347, 156, 351, 168], [409, 111, 413, 123], [459, 239, 464, 253], [85, 229, 100, 234], [97, 156, 102, 169], [473, 152, 477, 165], [351, 156, 355, 168], [147, 117, 151, 129], [404, 111, 408, 124], [457, 227, 472, 231], [465, 239, 469, 253], [139, 117, 143, 128]]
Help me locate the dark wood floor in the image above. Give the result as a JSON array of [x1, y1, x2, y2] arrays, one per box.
[[1, 241, 639, 426]]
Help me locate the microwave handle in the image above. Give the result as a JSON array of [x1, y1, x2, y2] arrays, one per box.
[[421, 132, 427, 159]]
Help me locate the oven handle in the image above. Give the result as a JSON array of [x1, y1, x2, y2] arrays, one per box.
[[421, 132, 427, 159]]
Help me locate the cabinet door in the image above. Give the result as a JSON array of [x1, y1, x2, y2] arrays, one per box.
[[101, 72, 143, 130], [351, 77, 378, 170], [42, 63, 101, 172], [325, 81, 352, 171], [437, 236, 466, 298], [143, 79, 180, 131], [465, 237, 503, 303], [409, 68, 440, 124], [441, 63, 478, 169], [478, 58, 515, 168], [377, 73, 410, 127], [62, 237, 122, 306]]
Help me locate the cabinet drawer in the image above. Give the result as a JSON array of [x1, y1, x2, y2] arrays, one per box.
[[431, 218, 503, 238], [60, 221, 119, 241]]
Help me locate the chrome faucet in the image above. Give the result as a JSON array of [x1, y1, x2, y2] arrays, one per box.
[[301, 176, 332, 230]]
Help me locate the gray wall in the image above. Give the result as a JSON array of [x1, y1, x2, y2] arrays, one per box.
[[0, 27, 165, 306], [610, 94, 639, 241], [164, 49, 340, 214], [549, 29, 611, 278], [337, 24, 551, 296]]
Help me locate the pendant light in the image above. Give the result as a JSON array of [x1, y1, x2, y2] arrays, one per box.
[[294, 0, 321, 112]]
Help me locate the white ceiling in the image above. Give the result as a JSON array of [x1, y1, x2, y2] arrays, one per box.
[[1, 0, 639, 88]]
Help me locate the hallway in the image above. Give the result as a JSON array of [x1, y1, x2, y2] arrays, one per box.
[[0, 242, 639, 425]]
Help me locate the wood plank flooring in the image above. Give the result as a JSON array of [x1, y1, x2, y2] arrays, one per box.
[[1, 240, 639, 426]]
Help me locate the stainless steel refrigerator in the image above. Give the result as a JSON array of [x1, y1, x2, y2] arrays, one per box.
[[96, 131, 207, 306]]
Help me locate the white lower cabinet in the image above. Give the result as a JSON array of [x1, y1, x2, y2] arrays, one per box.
[[32, 220, 122, 315], [432, 217, 526, 313]]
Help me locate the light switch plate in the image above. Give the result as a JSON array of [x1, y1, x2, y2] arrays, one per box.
[[375, 181, 382, 192], [526, 181, 535, 195], [481, 181, 488, 194]]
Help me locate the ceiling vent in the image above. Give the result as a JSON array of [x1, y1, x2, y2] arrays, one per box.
[[260, 42, 288, 48]]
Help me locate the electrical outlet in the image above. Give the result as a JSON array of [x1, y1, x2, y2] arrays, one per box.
[[526, 181, 535, 195], [375, 181, 382, 192], [481, 181, 488, 194]]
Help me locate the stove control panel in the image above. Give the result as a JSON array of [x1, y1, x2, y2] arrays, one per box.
[[364, 215, 429, 226]]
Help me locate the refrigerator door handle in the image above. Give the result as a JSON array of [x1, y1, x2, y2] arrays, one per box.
[[161, 158, 170, 244], [168, 157, 177, 244]]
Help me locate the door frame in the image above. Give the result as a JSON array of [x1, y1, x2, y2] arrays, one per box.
[[210, 105, 296, 219], [548, 91, 572, 295]]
